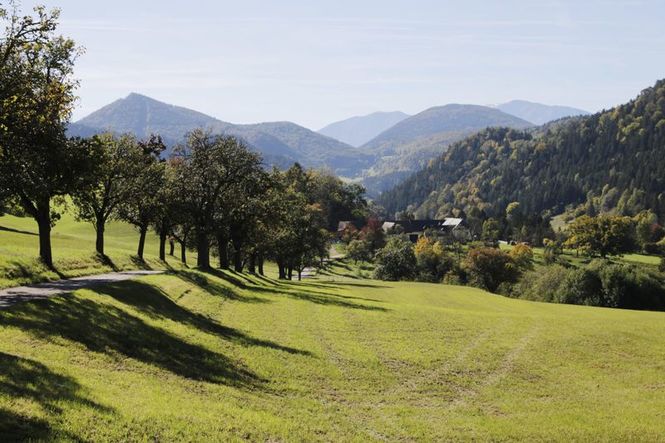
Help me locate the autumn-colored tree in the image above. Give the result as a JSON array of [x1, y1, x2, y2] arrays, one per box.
[[564, 215, 635, 258]]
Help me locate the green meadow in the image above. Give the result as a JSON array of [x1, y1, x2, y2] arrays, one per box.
[[1, 214, 664, 441], [0, 212, 169, 289]]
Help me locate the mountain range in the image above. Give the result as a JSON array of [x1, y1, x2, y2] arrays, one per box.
[[68, 93, 590, 194], [356, 104, 533, 195], [379, 79, 665, 222], [68, 93, 373, 176]]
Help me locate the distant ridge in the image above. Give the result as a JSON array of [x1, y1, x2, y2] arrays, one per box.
[[318, 111, 410, 147], [357, 104, 533, 195], [68, 93, 372, 176], [497, 100, 590, 125]]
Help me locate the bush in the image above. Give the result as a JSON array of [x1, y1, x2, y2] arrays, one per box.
[[509, 244, 534, 270], [463, 247, 520, 293], [373, 236, 416, 281], [560, 268, 603, 305], [515, 265, 571, 302], [516, 260, 665, 310], [346, 239, 372, 263], [414, 237, 453, 282]]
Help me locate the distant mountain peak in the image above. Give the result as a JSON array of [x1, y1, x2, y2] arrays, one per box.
[[67, 93, 370, 177], [497, 100, 590, 125], [318, 110, 410, 147]]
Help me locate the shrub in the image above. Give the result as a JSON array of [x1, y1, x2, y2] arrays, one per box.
[[463, 247, 520, 293], [509, 244, 534, 270], [414, 237, 453, 282], [560, 268, 603, 305], [373, 236, 416, 281], [515, 265, 571, 302], [346, 239, 372, 263]]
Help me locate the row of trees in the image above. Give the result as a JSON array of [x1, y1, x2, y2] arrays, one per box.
[[0, 3, 367, 276]]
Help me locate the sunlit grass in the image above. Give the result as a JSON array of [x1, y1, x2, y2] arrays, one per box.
[[0, 211, 184, 288], [0, 261, 664, 440]]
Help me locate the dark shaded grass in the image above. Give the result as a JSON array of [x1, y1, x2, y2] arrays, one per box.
[[0, 351, 112, 441]]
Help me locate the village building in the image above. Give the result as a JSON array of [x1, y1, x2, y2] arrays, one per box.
[[381, 218, 470, 243]]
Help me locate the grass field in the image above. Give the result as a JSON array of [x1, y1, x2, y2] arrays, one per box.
[[1, 213, 665, 440], [0, 260, 664, 440], [0, 211, 173, 288], [499, 243, 662, 267]]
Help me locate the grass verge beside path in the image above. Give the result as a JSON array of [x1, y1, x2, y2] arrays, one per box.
[[0, 212, 184, 289]]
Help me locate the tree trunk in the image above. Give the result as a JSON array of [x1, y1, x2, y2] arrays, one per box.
[[197, 230, 210, 269], [277, 260, 286, 279], [258, 254, 264, 276], [248, 254, 256, 274], [216, 233, 229, 269], [95, 218, 105, 256], [298, 269, 302, 281], [233, 244, 243, 272], [169, 239, 175, 256], [159, 229, 167, 261], [288, 266, 293, 280], [137, 225, 148, 260], [36, 207, 53, 268], [180, 241, 187, 265]]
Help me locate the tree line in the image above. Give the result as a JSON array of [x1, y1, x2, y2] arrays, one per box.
[[0, 3, 367, 277]]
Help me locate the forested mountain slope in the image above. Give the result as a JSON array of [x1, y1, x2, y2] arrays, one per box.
[[380, 80, 665, 220], [358, 104, 533, 195]]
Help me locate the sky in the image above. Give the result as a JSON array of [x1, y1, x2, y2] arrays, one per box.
[[19, 0, 665, 129]]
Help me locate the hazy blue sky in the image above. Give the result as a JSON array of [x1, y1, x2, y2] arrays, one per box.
[[21, 0, 665, 129]]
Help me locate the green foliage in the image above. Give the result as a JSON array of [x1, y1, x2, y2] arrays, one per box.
[[517, 260, 665, 310], [463, 247, 520, 293], [346, 239, 372, 263], [373, 236, 416, 281], [481, 218, 500, 242], [508, 243, 534, 270], [0, 4, 85, 265], [413, 237, 453, 282], [380, 79, 665, 222], [564, 215, 635, 257]]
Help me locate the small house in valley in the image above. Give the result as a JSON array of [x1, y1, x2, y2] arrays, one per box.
[[381, 218, 470, 243]]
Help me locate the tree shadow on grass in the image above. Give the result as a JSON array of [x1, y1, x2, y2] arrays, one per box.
[[177, 270, 269, 304], [181, 268, 388, 312], [0, 298, 263, 388], [0, 225, 38, 236], [97, 280, 311, 356], [0, 351, 113, 440], [130, 256, 153, 270]]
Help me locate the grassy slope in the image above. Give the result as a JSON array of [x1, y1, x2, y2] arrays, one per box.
[[0, 260, 664, 441], [499, 243, 661, 267], [0, 211, 174, 288]]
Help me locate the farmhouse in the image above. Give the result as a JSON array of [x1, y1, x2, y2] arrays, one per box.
[[382, 218, 470, 242]]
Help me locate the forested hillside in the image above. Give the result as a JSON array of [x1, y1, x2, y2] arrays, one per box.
[[359, 105, 532, 194], [380, 80, 665, 220]]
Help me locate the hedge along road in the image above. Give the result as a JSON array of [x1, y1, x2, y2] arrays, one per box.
[[0, 271, 163, 308]]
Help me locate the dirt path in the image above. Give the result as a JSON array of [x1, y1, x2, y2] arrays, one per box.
[[0, 270, 163, 308]]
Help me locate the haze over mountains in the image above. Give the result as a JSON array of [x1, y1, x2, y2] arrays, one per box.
[[496, 100, 590, 125], [318, 111, 410, 147], [68, 93, 372, 177], [68, 93, 590, 195]]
